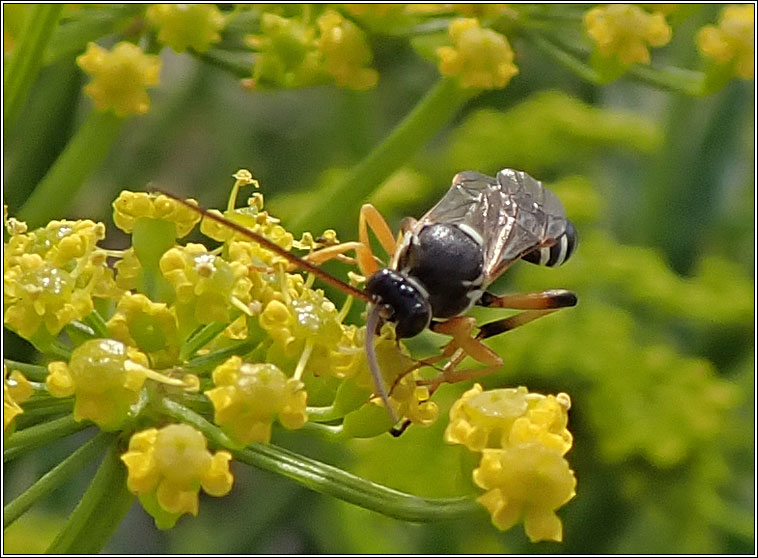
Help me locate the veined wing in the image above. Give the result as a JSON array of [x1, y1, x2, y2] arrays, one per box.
[[417, 169, 569, 284]]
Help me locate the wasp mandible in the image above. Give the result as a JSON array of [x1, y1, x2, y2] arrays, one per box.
[[162, 168, 578, 424]]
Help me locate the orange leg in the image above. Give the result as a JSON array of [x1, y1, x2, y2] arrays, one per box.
[[416, 317, 503, 391]]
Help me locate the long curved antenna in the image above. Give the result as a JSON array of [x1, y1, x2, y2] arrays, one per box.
[[365, 304, 399, 424], [156, 189, 372, 303]]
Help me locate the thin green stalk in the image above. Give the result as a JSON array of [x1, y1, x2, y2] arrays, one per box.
[[4, 432, 116, 527], [160, 398, 480, 523], [288, 77, 479, 232], [3, 5, 64, 130], [46, 440, 134, 554], [18, 110, 125, 228], [180, 321, 231, 361], [3, 415, 90, 462], [4, 359, 48, 382]]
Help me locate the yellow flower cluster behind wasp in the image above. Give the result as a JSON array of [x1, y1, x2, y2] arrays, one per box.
[[246, 10, 379, 90], [146, 4, 226, 54], [121, 423, 233, 528], [697, 4, 755, 80], [437, 18, 519, 89], [584, 4, 672, 65], [77, 41, 161, 117], [445, 384, 576, 542]]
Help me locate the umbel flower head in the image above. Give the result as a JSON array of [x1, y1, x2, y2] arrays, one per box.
[[437, 18, 519, 89], [205, 356, 308, 445], [146, 4, 226, 53], [77, 41, 161, 117], [697, 4, 755, 79], [3, 218, 118, 340], [445, 384, 576, 542], [121, 424, 233, 529], [584, 4, 672, 65], [46, 339, 150, 430]]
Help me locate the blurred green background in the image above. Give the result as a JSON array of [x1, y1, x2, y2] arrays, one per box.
[[3, 4, 754, 554]]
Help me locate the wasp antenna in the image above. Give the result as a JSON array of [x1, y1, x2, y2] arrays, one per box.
[[154, 188, 372, 303], [365, 304, 399, 424]]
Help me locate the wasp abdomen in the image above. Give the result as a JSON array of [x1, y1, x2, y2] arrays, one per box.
[[396, 223, 484, 319], [522, 220, 578, 268]]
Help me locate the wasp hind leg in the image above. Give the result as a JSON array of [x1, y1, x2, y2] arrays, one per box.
[[301, 204, 398, 277], [417, 289, 577, 391]]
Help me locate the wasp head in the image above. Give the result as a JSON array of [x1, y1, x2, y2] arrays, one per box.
[[365, 268, 432, 338]]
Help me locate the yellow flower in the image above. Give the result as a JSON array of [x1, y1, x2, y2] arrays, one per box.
[[112, 191, 201, 238], [4, 254, 94, 339], [160, 243, 252, 325], [316, 10, 379, 90], [697, 4, 754, 79], [3, 218, 119, 339], [106, 292, 180, 368], [474, 444, 577, 542], [205, 356, 308, 444], [46, 339, 149, 430], [77, 42, 161, 117], [437, 18, 518, 89], [245, 13, 322, 89], [4, 365, 34, 432], [146, 4, 226, 53], [584, 4, 672, 65], [445, 384, 576, 540], [121, 424, 233, 526]]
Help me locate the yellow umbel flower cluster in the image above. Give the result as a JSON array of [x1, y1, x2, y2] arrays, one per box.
[[77, 42, 161, 117], [317, 10, 379, 90], [146, 4, 226, 53], [584, 4, 672, 65], [3, 218, 118, 340], [445, 384, 576, 542], [437, 18, 519, 89], [112, 191, 201, 238], [697, 4, 755, 79], [46, 339, 150, 430], [4, 364, 33, 432], [205, 356, 308, 444], [246, 10, 379, 90], [121, 423, 233, 528]]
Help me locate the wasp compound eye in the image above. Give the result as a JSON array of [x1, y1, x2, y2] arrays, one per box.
[[365, 268, 432, 339]]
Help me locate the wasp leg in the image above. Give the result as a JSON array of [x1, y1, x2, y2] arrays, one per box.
[[301, 241, 378, 277], [474, 289, 577, 340], [477, 289, 577, 310], [300, 205, 398, 277], [417, 317, 504, 391], [359, 204, 397, 258]]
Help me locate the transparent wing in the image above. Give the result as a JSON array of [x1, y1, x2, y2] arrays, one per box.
[[416, 169, 569, 283]]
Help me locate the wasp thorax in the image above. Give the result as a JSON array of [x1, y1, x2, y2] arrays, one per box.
[[365, 268, 432, 339]]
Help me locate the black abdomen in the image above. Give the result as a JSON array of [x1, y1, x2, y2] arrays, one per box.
[[396, 223, 483, 318]]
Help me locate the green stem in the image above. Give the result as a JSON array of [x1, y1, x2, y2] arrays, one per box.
[[3, 4, 64, 131], [160, 399, 480, 523], [18, 110, 125, 228], [46, 440, 134, 554], [287, 77, 479, 232], [180, 321, 231, 361], [4, 432, 116, 527], [3, 415, 90, 462], [4, 359, 48, 382], [84, 309, 110, 338], [233, 443, 479, 522], [627, 64, 704, 96]]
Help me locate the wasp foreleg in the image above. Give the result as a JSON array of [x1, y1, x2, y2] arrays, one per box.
[[477, 289, 577, 310]]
